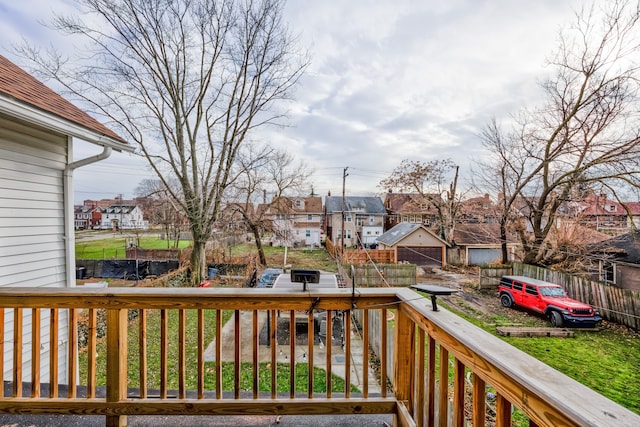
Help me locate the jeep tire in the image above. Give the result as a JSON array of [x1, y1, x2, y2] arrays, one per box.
[[549, 311, 563, 327], [500, 294, 513, 308]]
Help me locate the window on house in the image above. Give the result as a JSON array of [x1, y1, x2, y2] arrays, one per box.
[[345, 215, 352, 222], [306, 230, 311, 237], [337, 229, 342, 238], [345, 229, 352, 238], [308, 214, 312, 221], [369, 215, 374, 224]]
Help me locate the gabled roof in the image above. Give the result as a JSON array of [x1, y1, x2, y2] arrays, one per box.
[[590, 231, 640, 264], [453, 223, 512, 245], [325, 196, 386, 214], [376, 223, 448, 247], [0, 54, 130, 150], [383, 192, 440, 213]]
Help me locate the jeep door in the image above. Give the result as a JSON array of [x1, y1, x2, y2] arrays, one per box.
[[512, 281, 525, 305], [523, 285, 543, 312]]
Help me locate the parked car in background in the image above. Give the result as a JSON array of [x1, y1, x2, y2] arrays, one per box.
[[257, 268, 283, 288], [498, 275, 602, 327]]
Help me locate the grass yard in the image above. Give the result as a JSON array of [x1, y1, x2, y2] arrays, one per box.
[[79, 309, 352, 394], [75, 234, 190, 259], [231, 243, 339, 272], [443, 303, 640, 415]]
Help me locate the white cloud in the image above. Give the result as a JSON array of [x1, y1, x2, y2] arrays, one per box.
[[1, 0, 587, 200]]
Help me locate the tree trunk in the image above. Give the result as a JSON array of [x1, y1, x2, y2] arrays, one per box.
[[499, 218, 509, 265], [189, 238, 206, 287], [251, 224, 267, 266]]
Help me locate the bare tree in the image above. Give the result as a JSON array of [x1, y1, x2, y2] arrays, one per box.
[[476, 1, 640, 266], [19, 0, 307, 285], [135, 179, 184, 249], [225, 146, 311, 265], [379, 159, 461, 244]]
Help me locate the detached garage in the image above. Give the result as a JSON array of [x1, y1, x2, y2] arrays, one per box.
[[376, 223, 448, 267]]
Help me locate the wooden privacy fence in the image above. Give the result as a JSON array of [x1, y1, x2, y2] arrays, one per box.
[[512, 263, 640, 330], [325, 238, 394, 264], [477, 266, 512, 290], [347, 264, 416, 287]]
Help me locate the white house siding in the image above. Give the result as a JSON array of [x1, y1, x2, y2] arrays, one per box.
[[0, 115, 70, 385]]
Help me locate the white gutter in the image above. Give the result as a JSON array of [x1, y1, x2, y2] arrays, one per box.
[[63, 140, 115, 288]]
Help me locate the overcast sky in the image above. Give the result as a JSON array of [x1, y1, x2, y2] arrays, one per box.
[[0, 0, 586, 203]]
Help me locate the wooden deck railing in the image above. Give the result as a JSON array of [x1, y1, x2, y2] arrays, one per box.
[[0, 287, 638, 426]]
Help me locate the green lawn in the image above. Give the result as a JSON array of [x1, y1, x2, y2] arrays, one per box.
[[442, 303, 640, 415], [79, 309, 352, 394], [75, 235, 191, 259]]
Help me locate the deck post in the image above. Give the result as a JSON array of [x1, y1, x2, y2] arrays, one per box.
[[106, 308, 128, 427], [394, 308, 416, 415]]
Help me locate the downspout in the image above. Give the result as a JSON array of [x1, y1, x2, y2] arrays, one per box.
[[63, 141, 113, 288]]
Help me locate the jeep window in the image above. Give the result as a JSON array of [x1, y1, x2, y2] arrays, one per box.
[[513, 282, 523, 291], [525, 285, 538, 296], [539, 287, 565, 297]]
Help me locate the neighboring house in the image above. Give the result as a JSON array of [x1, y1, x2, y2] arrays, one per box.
[[74, 203, 102, 230], [383, 191, 439, 229], [218, 202, 255, 232], [289, 196, 323, 247], [562, 192, 640, 235], [325, 195, 386, 248], [100, 205, 148, 230], [457, 193, 499, 224], [261, 196, 323, 247], [451, 223, 518, 266], [0, 55, 132, 383], [376, 223, 448, 267], [588, 231, 640, 291]]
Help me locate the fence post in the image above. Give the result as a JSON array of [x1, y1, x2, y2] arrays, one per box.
[[394, 308, 416, 415], [106, 308, 128, 427]]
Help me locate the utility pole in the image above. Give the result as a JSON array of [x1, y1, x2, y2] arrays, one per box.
[[341, 167, 348, 255]]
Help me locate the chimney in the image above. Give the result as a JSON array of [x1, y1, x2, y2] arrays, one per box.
[[328, 190, 331, 197]]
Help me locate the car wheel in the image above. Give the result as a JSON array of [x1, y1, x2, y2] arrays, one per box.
[[549, 311, 563, 327], [500, 294, 513, 308]]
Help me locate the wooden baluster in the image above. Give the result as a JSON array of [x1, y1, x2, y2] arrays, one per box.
[[68, 308, 77, 398], [417, 331, 426, 427], [49, 309, 58, 398], [495, 393, 511, 427], [197, 309, 204, 399], [234, 310, 241, 399], [453, 359, 465, 427], [380, 308, 387, 399], [289, 310, 295, 399], [13, 308, 22, 397], [0, 308, 3, 398], [438, 346, 449, 427], [362, 308, 369, 398], [426, 336, 436, 427], [472, 373, 486, 427], [307, 310, 314, 399], [326, 309, 332, 398], [31, 308, 41, 398], [106, 308, 128, 427], [87, 308, 97, 398], [252, 310, 258, 399], [215, 310, 222, 399], [178, 309, 186, 399], [160, 309, 168, 399], [344, 310, 351, 398], [270, 310, 277, 400], [139, 309, 147, 399]]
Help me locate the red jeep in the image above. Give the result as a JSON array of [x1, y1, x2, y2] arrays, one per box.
[[498, 275, 602, 327]]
